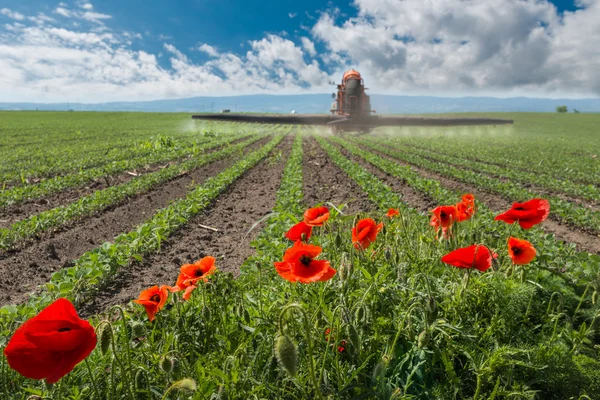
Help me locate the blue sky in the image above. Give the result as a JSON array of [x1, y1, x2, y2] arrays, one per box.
[[1, 0, 599, 102]]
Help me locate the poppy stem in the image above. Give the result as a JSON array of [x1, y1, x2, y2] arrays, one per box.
[[84, 357, 102, 400], [279, 303, 323, 400], [112, 306, 136, 400]]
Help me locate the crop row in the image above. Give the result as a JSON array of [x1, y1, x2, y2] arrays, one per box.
[[0, 132, 286, 332], [1, 132, 599, 399], [0, 115, 243, 185], [0, 135, 266, 251], [395, 141, 600, 204], [328, 136, 600, 282], [357, 136, 600, 234], [388, 133, 600, 187], [0, 132, 249, 208]]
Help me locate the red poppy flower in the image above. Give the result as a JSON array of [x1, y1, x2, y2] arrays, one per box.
[[134, 285, 170, 321], [462, 194, 475, 207], [304, 206, 330, 226], [507, 237, 536, 265], [352, 218, 383, 250], [441, 244, 497, 272], [494, 198, 550, 229], [456, 201, 474, 222], [274, 241, 336, 283], [285, 221, 313, 242], [182, 285, 197, 301], [430, 205, 457, 238], [172, 256, 217, 292], [3, 298, 97, 384], [386, 208, 400, 218]]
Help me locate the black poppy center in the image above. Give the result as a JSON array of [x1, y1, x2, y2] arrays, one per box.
[[512, 247, 522, 255], [57, 327, 71, 332], [514, 207, 526, 211], [440, 211, 447, 218], [194, 269, 205, 277], [299, 255, 313, 266], [150, 294, 161, 303]]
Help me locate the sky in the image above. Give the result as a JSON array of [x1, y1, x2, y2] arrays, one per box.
[[0, 0, 599, 103]]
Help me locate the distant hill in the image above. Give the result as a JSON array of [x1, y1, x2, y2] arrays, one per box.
[[1, 94, 599, 113]]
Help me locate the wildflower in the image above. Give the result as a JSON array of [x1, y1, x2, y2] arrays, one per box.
[[441, 244, 497, 272], [338, 340, 347, 353], [274, 241, 336, 283], [352, 218, 383, 250], [430, 205, 457, 238], [495, 198, 550, 229], [3, 298, 97, 383], [455, 194, 475, 222], [182, 285, 197, 301], [508, 237, 536, 265], [386, 208, 400, 218], [134, 285, 170, 321], [304, 206, 330, 226], [173, 256, 217, 292], [285, 221, 313, 242]]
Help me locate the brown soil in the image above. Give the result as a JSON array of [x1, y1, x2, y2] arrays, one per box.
[[0, 138, 269, 306], [366, 144, 600, 255], [0, 136, 252, 229], [400, 146, 600, 212], [79, 135, 293, 316], [332, 141, 437, 213], [303, 136, 374, 215], [404, 142, 600, 190]]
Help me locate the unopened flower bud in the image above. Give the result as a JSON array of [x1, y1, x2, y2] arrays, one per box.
[[274, 335, 298, 377], [98, 322, 112, 355], [160, 356, 174, 374]]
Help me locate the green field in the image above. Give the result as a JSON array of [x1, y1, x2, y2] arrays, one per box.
[[0, 112, 599, 399]]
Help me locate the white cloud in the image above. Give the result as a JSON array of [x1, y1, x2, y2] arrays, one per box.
[[1, 0, 600, 102], [197, 43, 219, 57], [301, 37, 316, 56], [1, 8, 25, 21], [311, 0, 600, 97], [288, 13, 296, 18], [53, 7, 72, 18]]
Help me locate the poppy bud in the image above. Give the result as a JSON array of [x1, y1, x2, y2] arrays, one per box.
[[593, 291, 598, 305], [131, 321, 146, 338], [384, 248, 392, 261], [160, 356, 174, 374], [355, 306, 366, 322], [172, 357, 182, 375], [27, 396, 43, 400], [135, 369, 147, 390], [335, 233, 342, 247], [170, 378, 197, 392], [427, 296, 436, 313], [372, 358, 388, 379], [274, 335, 298, 377], [98, 322, 113, 355], [243, 309, 251, 324], [417, 329, 429, 348]]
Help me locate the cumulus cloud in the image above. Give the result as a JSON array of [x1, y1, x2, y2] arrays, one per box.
[[1, 0, 600, 102], [197, 43, 219, 57], [312, 0, 600, 97]]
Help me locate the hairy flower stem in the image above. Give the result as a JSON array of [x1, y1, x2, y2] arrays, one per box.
[[85, 357, 102, 400], [574, 283, 591, 318], [111, 306, 136, 400], [473, 374, 482, 400], [279, 303, 323, 400]]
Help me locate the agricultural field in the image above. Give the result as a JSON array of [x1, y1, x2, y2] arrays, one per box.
[[0, 111, 599, 399]]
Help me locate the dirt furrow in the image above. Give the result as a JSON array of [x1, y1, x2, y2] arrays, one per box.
[[331, 141, 437, 214], [0, 136, 252, 228], [361, 143, 600, 255], [79, 135, 294, 316], [0, 137, 270, 306], [303, 136, 374, 214], [396, 145, 600, 212]]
